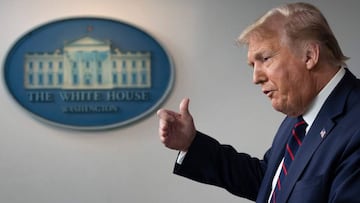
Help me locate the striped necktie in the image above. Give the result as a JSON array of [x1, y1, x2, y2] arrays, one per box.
[[271, 116, 308, 203]]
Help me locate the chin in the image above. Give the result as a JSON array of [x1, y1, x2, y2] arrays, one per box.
[[271, 104, 284, 114], [272, 104, 291, 116]]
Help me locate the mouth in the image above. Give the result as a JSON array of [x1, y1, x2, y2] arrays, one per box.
[[263, 90, 274, 98]]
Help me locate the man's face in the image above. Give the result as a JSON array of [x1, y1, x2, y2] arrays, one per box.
[[247, 35, 315, 116]]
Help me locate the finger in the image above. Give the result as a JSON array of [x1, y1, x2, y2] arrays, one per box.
[[157, 109, 177, 122], [159, 119, 169, 132], [159, 130, 169, 145], [159, 126, 168, 140], [158, 120, 173, 145], [179, 98, 191, 117]]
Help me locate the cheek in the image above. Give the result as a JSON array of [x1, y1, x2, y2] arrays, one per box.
[[273, 61, 303, 91], [271, 72, 299, 106], [270, 69, 291, 93], [281, 73, 306, 106]]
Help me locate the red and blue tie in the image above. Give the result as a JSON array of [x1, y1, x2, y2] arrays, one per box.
[[271, 116, 308, 203]]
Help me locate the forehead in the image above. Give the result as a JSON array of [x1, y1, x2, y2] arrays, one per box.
[[247, 36, 281, 58]]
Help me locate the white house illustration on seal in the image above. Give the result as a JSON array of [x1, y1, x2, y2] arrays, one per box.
[[24, 36, 151, 89]]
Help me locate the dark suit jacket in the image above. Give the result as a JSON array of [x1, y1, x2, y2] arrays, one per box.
[[174, 69, 360, 202]]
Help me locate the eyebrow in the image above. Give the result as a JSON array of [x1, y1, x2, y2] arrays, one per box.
[[254, 53, 265, 60]]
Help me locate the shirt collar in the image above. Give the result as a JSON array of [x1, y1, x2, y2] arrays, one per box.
[[303, 67, 346, 130]]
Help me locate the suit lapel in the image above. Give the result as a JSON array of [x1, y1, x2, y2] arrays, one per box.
[[278, 117, 335, 202]]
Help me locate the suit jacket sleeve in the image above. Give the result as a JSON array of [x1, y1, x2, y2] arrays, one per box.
[[173, 131, 269, 201]]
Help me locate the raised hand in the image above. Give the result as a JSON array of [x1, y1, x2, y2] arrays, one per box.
[[157, 98, 196, 151]]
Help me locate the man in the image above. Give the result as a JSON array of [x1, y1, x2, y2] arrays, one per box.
[[157, 2, 360, 203]]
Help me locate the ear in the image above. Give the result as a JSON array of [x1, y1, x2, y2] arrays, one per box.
[[304, 42, 320, 70]]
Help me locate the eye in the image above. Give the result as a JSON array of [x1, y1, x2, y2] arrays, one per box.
[[263, 56, 271, 62]]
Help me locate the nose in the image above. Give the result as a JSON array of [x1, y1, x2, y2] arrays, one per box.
[[253, 65, 266, 85]]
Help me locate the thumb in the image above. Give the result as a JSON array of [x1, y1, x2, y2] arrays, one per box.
[[179, 98, 191, 117]]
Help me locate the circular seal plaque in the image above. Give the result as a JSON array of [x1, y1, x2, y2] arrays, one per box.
[[4, 17, 174, 130]]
